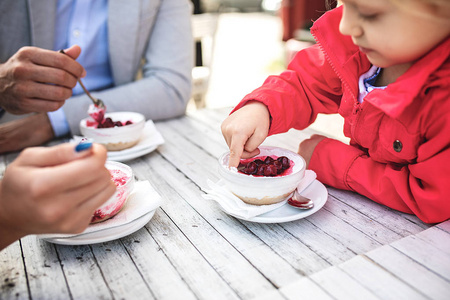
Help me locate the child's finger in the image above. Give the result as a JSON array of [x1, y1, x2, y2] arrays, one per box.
[[228, 136, 246, 167]]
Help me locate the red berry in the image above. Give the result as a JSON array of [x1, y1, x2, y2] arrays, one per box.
[[264, 164, 278, 176], [244, 161, 258, 175]]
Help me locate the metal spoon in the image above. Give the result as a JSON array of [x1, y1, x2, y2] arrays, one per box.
[[287, 192, 314, 210], [59, 49, 106, 109]]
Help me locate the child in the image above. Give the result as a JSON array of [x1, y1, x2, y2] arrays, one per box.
[[221, 0, 450, 223]]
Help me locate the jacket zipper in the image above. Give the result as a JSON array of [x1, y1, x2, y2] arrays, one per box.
[[311, 29, 361, 144]]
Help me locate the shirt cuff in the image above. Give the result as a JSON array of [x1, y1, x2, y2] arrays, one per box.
[[47, 108, 70, 137]]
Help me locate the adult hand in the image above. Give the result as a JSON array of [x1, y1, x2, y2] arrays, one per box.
[[298, 134, 327, 168], [0, 113, 54, 154], [0, 45, 85, 114], [0, 143, 116, 250], [221, 101, 271, 168]]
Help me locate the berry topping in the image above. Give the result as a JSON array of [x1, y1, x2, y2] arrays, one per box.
[[238, 155, 292, 177]]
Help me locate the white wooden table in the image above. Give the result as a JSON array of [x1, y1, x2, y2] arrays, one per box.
[[1, 108, 449, 300]]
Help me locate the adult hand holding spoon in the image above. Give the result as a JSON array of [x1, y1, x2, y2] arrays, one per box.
[[0, 45, 85, 114]]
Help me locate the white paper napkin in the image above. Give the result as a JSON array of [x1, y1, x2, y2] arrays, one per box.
[[39, 180, 163, 239], [203, 170, 317, 219]]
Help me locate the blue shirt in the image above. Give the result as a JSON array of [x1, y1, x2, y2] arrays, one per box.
[[49, 0, 113, 137]]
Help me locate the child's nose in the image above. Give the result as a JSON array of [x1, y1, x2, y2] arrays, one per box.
[[339, 6, 363, 38]]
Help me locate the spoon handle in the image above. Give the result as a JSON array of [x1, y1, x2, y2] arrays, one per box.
[[76, 77, 100, 106], [58, 49, 104, 109]]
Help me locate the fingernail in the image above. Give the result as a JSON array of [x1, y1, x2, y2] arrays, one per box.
[[75, 140, 93, 152]]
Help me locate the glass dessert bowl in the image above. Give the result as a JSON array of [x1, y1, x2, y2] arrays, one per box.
[[218, 146, 306, 205], [91, 161, 135, 223], [80, 112, 145, 151]]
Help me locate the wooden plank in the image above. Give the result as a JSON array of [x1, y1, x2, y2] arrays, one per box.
[[281, 216, 358, 266], [339, 255, 428, 300], [437, 220, 450, 234], [165, 116, 228, 158], [327, 187, 430, 235], [121, 228, 198, 300], [281, 201, 382, 263], [131, 155, 288, 299], [390, 234, 450, 281], [321, 194, 403, 245], [0, 241, 29, 299], [89, 240, 155, 299], [415, 226, 450, 254], [145, 210, 241, 300], [309, 266, 380, 300], [305, 202, 382, 254], [187, 107, 229, 128], [55, 244, 112, 299], [155, 122, 221, 187], [366, 245, 450, 300], [280, 277, 334, 300], [20, 236, 70, 299], [243, 222, 332, 276]]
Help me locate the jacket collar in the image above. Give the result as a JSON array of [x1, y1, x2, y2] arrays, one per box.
[[311, 6, 450, 118]]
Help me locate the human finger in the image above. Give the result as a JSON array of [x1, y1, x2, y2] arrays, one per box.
[[32, 145, 109, 194], [24, 47, 85, 78], [228, 133, 248, 167], [17, 142, 94, 167], [31, 177, 116, 234], [59, 45, 86, 77]]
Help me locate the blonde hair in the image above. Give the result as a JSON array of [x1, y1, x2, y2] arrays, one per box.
[[391, 0, 450, 21]]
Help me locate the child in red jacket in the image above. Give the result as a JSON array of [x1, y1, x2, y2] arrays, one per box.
[[221, 0, 450, 223]]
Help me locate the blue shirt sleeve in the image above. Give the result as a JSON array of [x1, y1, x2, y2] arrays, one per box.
[[48, 108, 70, 137]]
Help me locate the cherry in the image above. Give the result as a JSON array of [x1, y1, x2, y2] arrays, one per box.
[[238, 155, 292, 177], [253, 159, 264, 166], [264, 164, 278, 176], [243, 161, 258, 175], [264, 156, 275, 164], [277, 156, 290, 169], [256, 164, 266, 176], [95, 118, 133, 128]]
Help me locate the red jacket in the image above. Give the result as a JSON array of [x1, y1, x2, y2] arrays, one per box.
[[232, 6, 450, 223]]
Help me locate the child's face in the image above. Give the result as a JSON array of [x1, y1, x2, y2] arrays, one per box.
[[339, 0, 450, 69]]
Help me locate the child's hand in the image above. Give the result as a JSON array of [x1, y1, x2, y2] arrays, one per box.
[[298, 134, 327, 168], [221, 101, 271, 167]]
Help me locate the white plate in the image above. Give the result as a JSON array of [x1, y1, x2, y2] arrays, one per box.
[[41, 210, 156, 245], [107, 120, 164, 162], [108, 144, 158, 162], [229, 180, 328, 223]]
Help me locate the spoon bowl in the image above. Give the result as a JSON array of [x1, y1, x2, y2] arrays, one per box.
[[287, 193, 314, 210]]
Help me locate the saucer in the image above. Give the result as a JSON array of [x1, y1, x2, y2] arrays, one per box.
[[228, 180, 328, 223], [41, 210, 155, 245], [72, 120, 164, 162], [39, 181, 163, 245]]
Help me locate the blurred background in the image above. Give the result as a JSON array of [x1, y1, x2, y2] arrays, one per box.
[[190, 0, 346, 141]]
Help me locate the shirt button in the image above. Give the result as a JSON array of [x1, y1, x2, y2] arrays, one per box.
[[73, 29, 81, 38], [393, 140, 403, 152]]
